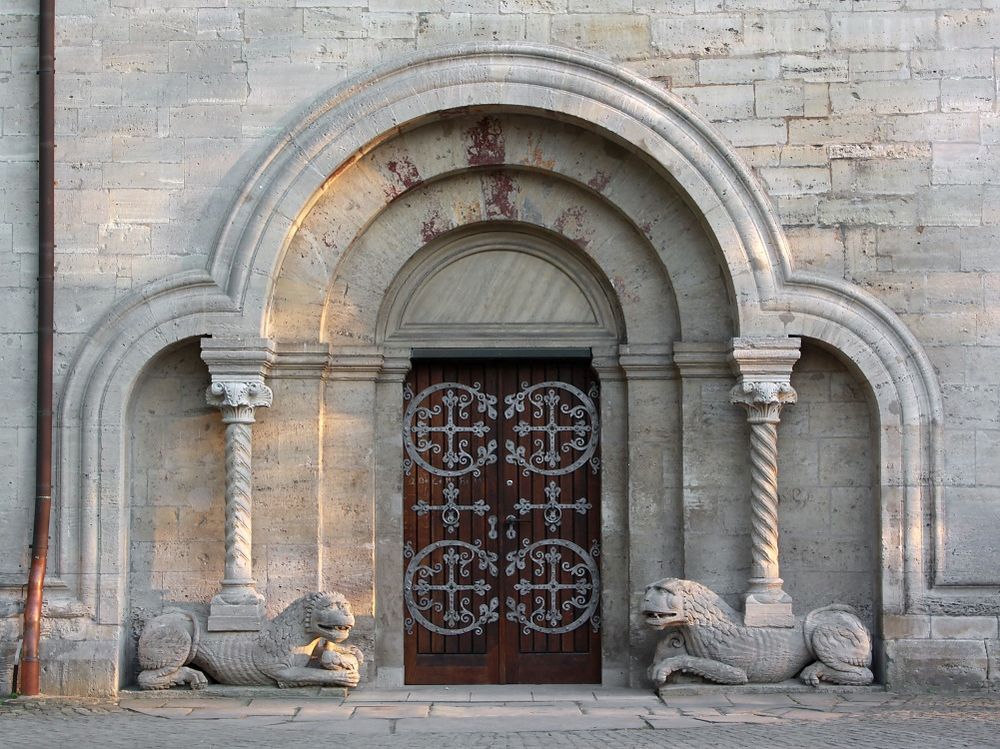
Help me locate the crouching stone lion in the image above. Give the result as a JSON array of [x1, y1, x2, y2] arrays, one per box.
[[642, 578, 873, 687], [137, 591, 364, 690]]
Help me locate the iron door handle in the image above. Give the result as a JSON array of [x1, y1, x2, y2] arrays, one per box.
[[504, 513, 530, 539]]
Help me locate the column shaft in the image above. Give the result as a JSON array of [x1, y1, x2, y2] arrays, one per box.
[[223, 421, 254, 588], [731, 380, 796, 627], [206, 379, 272, 631]]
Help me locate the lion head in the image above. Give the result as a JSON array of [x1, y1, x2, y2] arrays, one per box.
[[641, 578, 688, 630], [302, 592, 355, 644], [641, 578, 740, 632]]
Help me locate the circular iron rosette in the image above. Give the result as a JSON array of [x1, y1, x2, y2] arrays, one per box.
[[404, 539, 499, 636], [504, 538, 601, 635], [503, 381, 600, 476], [403, 382, 498, 478]]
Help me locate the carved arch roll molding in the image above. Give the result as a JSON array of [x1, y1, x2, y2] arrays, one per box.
[[53, 42, 971, 693]]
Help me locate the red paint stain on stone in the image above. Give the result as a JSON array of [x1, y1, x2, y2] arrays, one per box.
[[466, 116, 505, 166], [387, 156, 421, 189], [554, 206, 591, 249], [421, 209, 447, 243], [383, 156, 422, 200], [484, 170, 517, 219], [588, 171, 611, 192]]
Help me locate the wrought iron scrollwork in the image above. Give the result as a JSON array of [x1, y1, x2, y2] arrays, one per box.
[[411, 481, 489, 533], [504, 538, 601, 635], [404, 540, 500, 636], [404, 382, 498, 477], [513, 480, 590, 532], [504, 381, 600, 476]]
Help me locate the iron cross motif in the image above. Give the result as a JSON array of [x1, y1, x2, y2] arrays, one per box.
[[404, 382, 498, 477], [504, 381, 599, 476]]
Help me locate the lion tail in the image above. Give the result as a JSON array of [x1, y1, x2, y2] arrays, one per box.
[[804, 604, 872, 670]]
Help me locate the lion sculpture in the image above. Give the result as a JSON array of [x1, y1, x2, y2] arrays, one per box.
[[642, 578, 873, 687], [137, 591, 364, 690]]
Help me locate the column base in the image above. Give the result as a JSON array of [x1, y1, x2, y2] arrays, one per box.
[[744, 591, 794, 628], [208, 599, 265, 631]]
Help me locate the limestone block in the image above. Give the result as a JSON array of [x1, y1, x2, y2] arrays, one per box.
[[885, 639, 988, 691], [936, 488, 1000, 584], [919, 186, 984, 227], [699, 56, 780, 84], [128, 9, 197, 41], [714, 118, 787, 147], [912, 49, 994, 79], [624, 57, 697, 87], [365, 13, 418, 40], [104, 42, 169, 73], [674, 84, 754, 121], [831, 158, 929, 196], [884, 113, 980, 143], [882, 614, 930, 640], [986, 187, 1000, 226], [777, 196, 818, 226], [938, 10, 1000, 48], [932, 145, 1000, 186], [103, 162, 184, 190], [740, 12, 829, 55], [652, 15, 742, 56], [780, 55, 848, 83], [40, 638, 119, 698], [760, 166, 830, 196], [790, 116, 878, 144], [196, 9, 242, 41], [167, 41, 242, 73], [818, 196, 916, 226], [550, 14, 649, 57], [830, 11, 936, 51], [830, 80, 939, 116], [187, 74, 248, 105], [988, 640, 1000, 688], [109, 190, 171, 224], [930, 616, 1000, 640], [169, 104, 241, 138], [941, 80, 995, 113], [77, 107, 158, 138], [848, 51, 909, 81], [755, 81, 804, 117]]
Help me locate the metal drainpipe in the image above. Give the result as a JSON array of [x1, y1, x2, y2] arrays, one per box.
[[20, 0, 56, 697]]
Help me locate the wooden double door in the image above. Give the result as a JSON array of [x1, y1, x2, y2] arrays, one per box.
[[403, 359, 602, 684]]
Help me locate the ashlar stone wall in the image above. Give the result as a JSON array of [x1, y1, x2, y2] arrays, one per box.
[[1, 1, 999, 692]]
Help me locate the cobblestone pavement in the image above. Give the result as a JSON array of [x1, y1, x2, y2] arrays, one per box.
[[2, 686, 999, 749]]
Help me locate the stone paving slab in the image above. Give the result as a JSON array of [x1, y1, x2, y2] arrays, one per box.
[[5, 688, 1000, 749]]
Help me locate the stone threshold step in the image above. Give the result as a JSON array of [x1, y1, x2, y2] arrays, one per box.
[[658, 680, 885, 698], [120, 685, 349, 700]]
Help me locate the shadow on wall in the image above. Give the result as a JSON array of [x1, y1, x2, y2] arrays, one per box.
[[778, 341, 879, 637], [124, 339, 225, 685]]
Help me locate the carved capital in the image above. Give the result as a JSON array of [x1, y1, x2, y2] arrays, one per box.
[[730, 380, 797, 423], [207, 380, 273, 424]]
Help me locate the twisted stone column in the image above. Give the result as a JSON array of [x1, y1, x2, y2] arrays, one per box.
[[207, 379, 272, 631], [731, 380, 796, 627]]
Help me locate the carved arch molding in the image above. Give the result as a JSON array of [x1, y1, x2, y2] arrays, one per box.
[[50, 42, 989, 693]]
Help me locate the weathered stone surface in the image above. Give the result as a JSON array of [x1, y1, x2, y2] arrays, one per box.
[[137, 592, 364, 690], [642, 579, 874, 687], [1, 0, 999, 695], [885, 639, 988, 691]]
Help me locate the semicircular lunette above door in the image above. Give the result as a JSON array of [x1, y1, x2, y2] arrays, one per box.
[[379, 226, 624, 348]]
